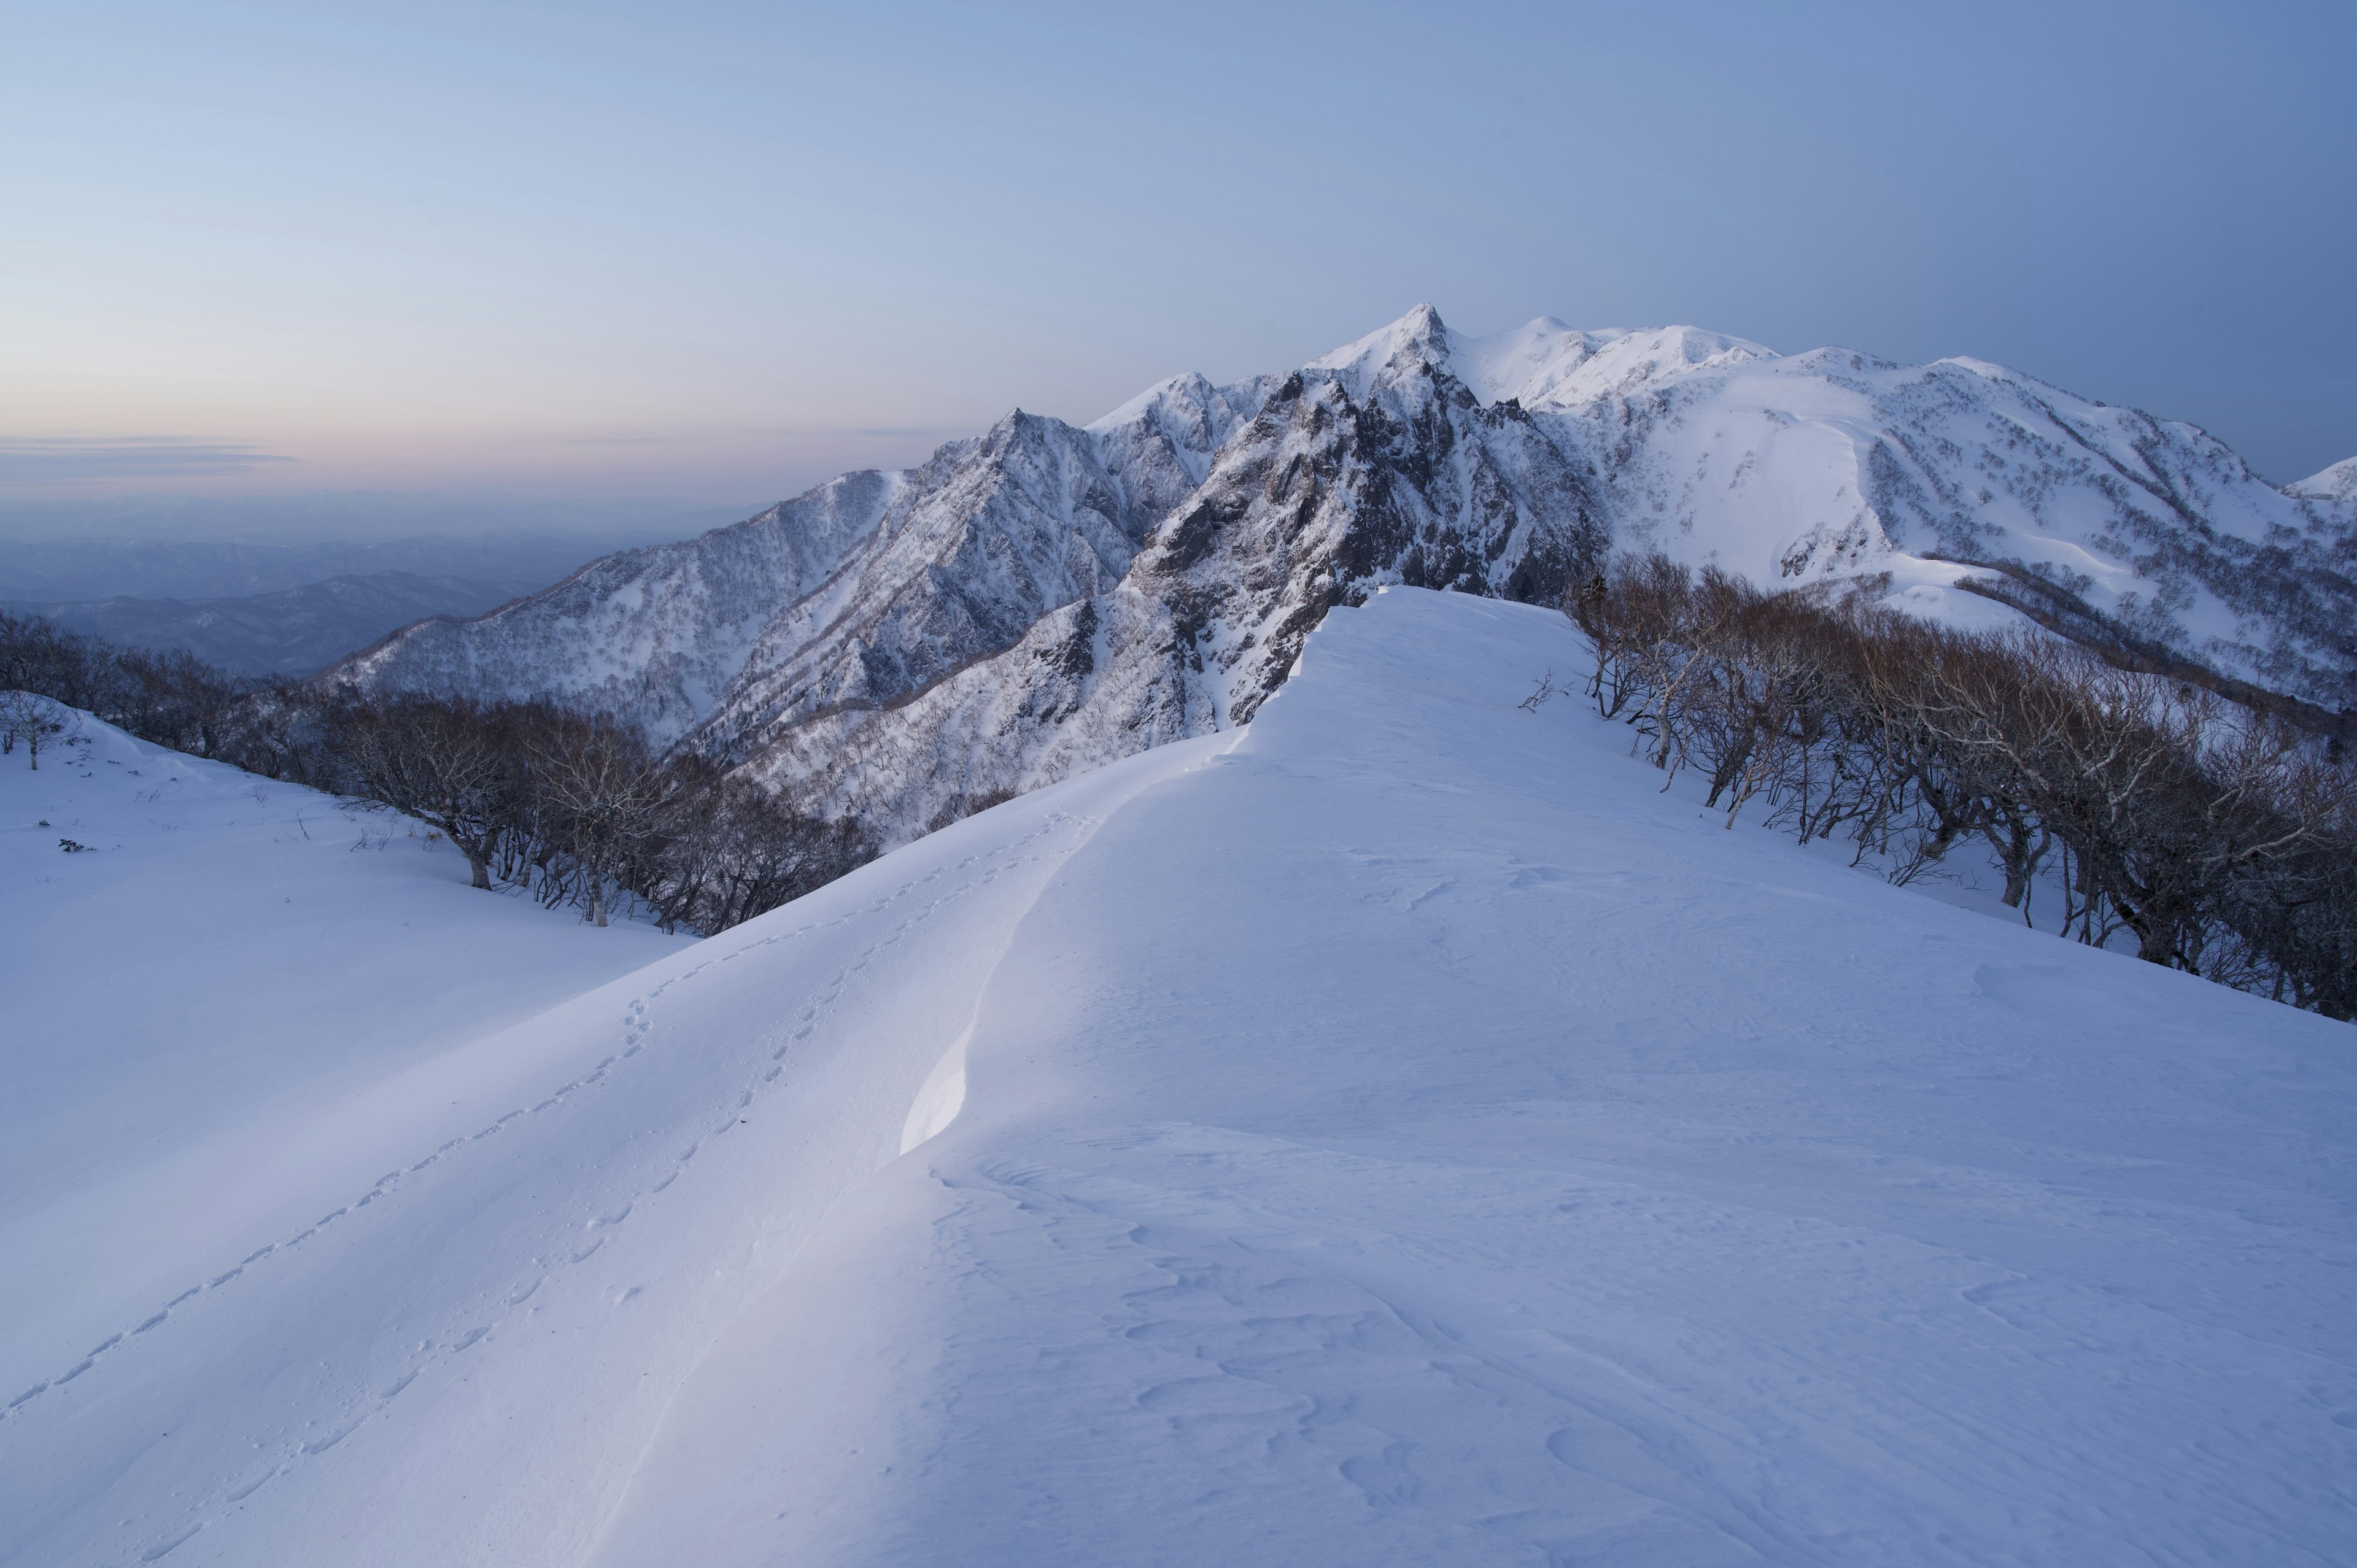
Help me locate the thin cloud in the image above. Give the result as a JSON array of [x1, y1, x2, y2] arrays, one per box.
[[738, 426, 970, 440], [0, 438, 296, 482], [552, 428, 968, 446]]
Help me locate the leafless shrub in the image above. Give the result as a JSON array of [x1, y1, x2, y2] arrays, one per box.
[[1567, 553, 2357, 1019], [0, 609, 877, 935], [325, 693, 519, 890]]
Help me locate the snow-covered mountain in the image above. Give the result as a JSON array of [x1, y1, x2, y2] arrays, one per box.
[[341, 307, 2357, 840], [13, 590, 2353, 1566]]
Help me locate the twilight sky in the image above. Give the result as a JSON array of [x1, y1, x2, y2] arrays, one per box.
[[5, 0, 2351, 522]]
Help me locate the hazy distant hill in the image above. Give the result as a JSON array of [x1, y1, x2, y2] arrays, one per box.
[[4, 571, 534, 676], [0, 525, 765, 674], [0, 532, 681, 605]]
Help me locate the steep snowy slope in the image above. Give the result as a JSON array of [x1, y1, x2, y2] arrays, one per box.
[[751, 311, 1611, 839], [0, 717, 693, 1427], [343, 309, 2355, 838], [0, 724, 1233, 1567], [1486, 320, 2357, 719], [340, 471, 902, 741], [344, 375, 1279, 752], [12, 592, 2350, 1566]]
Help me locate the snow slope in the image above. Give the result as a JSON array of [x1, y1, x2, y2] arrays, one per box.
[[0, 718, 692, 1488], [8, 592, 2354, 1565]]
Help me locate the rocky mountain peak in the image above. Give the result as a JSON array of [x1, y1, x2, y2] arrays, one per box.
[[1307, 302, 1457, 401]]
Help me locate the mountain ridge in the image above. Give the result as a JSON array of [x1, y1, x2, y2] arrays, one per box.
[[338, 306, 2357, 842]]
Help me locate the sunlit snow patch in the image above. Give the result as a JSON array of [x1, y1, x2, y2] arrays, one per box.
[[897, 1024, 970, 1156]]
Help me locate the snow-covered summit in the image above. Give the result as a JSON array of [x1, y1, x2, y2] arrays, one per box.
[[2291, 453, 2357, 518], [1457, 317, 1776, 407], [1310, 306, 1774, 410]]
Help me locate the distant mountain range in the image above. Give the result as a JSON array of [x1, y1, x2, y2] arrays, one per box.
[[4, 573, 534, 676], [0, 491, 748, 549], [0, 531, 731, 675], [338, 306, 2357, 841], [0, 531, 702, 604]]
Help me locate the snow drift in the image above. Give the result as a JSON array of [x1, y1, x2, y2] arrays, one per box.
[[9, 589, 2352, 1566]]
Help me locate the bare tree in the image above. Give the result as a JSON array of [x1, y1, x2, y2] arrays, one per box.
[[0, 690, 74, 769], [1565, 552, 2357, 1019], [0, 613, 884, 933], [517, 709, 672, 927], [327, 694, 519, 890]]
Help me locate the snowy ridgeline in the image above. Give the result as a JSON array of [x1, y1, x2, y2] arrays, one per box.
[[3, 588, 2349, 1566], [343, 306, 2357, 845]]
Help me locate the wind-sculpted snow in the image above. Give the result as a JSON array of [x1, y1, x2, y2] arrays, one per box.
[[342, 306, 2356, 833], [15, 591, 2352, 1566], [1, 720, 1233, 1567]]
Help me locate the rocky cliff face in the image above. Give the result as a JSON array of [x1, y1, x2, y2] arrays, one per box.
[[339, 306, 2357, 843]]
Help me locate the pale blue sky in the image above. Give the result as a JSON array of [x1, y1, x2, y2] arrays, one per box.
[[4, 1, 2350, 516]]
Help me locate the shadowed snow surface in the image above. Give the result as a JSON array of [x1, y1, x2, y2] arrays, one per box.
[[0, 720, 692, 1424], [5, 590, 2353, 1566]]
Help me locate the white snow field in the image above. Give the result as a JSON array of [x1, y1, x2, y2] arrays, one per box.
[[0, 719, 694, 1467], [6, 590, 2354, 1566]]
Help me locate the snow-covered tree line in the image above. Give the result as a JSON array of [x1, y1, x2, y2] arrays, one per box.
[[0, 609, 874, 933], [1565, 557, 2357, 1018]]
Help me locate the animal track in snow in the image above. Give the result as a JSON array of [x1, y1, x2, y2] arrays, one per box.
[[60, 816, 1101, 1565]]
